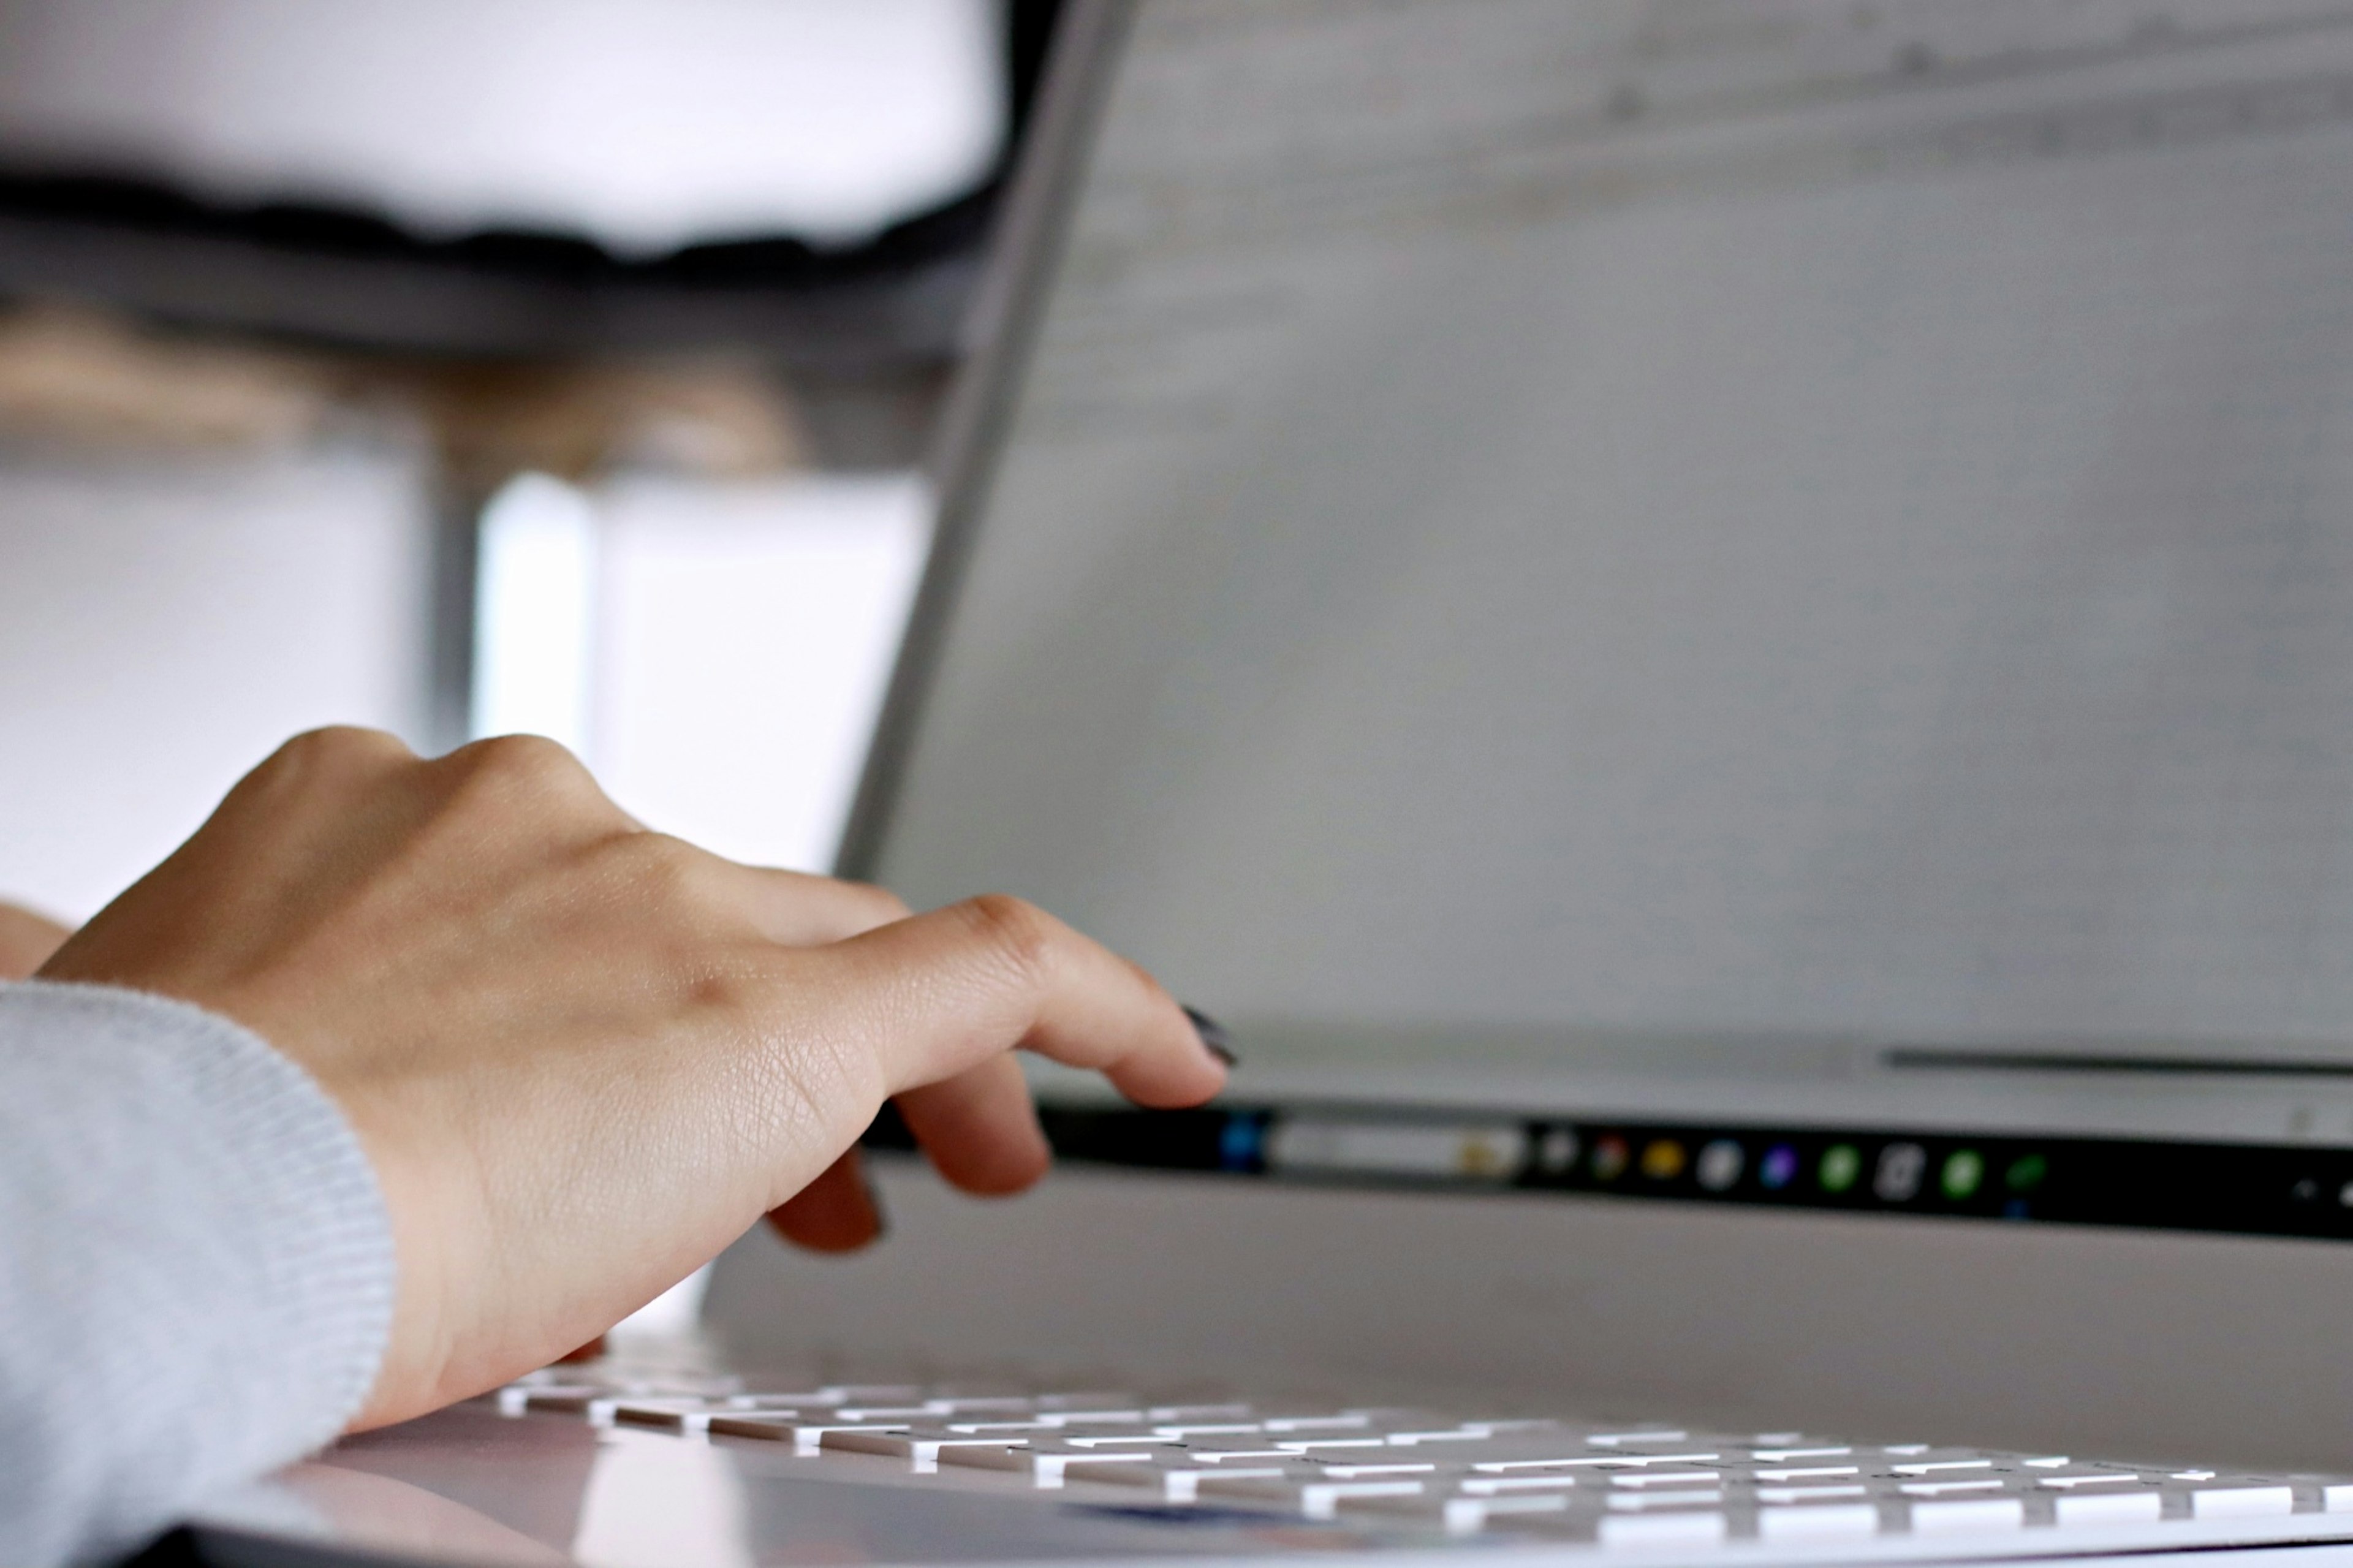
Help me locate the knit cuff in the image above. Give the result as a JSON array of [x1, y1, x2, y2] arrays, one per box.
[[0, 979, 395, 1564]]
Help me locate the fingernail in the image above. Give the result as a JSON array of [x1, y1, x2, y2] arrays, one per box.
[[1183, 1004, 1238, 1067]]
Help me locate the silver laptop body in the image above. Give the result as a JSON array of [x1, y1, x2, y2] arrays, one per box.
[[199, 1, 2353, 1562]]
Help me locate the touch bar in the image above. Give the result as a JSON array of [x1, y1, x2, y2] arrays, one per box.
[[862, 1104, 2353, 1244]]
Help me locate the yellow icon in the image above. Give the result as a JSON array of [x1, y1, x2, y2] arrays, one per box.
[[1640, 1139, 1687, 1180], [1458, 1132, 1510, 1178]]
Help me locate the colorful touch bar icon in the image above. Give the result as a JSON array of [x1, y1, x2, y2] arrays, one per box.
[[1515, 1125, 2050, 1219]]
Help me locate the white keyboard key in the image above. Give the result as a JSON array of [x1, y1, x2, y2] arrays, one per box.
[[2040, 1473, 2148, 1489], [682, 1404, 805, 1434], [946, 1420, 1060, 1436], [1318, 1488, 1571, 1536], [1900, 1479, 2004, 1496], [1472, 1451, 1719, 1474], [1274, 1437, 1389, 1454], [1318, 1462, 1438, 1480], [1598, 1510, 1727, 1545], [512, 1385, 608, 1415], [820, 1429, 1029, 1473], [715, 1385, 884, 1408], [1153, 1422, 1259, 1439], [705, 1418, 909, 1455], [1611, 1471, 1721, 1489], [1363, 1434, 1610, 1465], [601, 1396, 724, 1430], [1757, 1464, 1860, 1480], [1749, 1446, 1852, 1462], [920, 1396, 1036, 1415], [1084, 1463, 1303, 1502], [2326, 1483, 2353, 1513], [1911, 1497, 2026, 1533], [2056, 1490, 2163, 1523], [1759, 1502, 1881, 1539], [2189, 1485, 2297, 1517], [813, 1384, 923, 1403], [1461, 1475, 1582, 1496], [1608, 1491, 1725, 1510], [1891, 1459, 1995, 1475], [1759, 1485, 1869, 1504], [1197, 1476, 1427, 1519], [1587, 1430, 1689, 1447], [1385, 1428, 1502, 1447], [942, 1442, 1177, 1488], [1442, 1494, 1572, 1535]]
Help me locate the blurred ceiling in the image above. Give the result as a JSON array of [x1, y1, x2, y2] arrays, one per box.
[[0, 0, 1065, 368], [0, 0, 1007, 254]]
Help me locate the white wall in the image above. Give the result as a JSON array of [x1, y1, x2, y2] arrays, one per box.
[[0, 454, 931, 923], [0, 440, 434, 920]]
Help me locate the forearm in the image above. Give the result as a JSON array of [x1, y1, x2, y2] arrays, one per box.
[[0, 981, 393, 1566]]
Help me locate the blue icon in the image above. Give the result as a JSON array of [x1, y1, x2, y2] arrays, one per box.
[[1220, 1114, 1265, 1172], [1759, 1143, 1800, 1189]]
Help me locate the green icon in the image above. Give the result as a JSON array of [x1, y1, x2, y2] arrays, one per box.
[[1940, 1149, 1985, 1200], [2004, 1153, 2048, 1194], [1819, 1144, 1862, 1193]]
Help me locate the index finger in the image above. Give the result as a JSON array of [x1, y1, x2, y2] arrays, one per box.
[[808, 893, 1227, 1108]]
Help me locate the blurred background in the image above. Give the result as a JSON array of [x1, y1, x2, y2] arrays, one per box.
[[0, 0, 1062, 920]]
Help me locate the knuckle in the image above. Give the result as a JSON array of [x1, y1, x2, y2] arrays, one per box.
[[250, 725, 412, 793], [439, 734, 607, 821], [466, 732, 589, 789], [271, 724, 406, 771], [955, 893, 1056, 988], [594, 831, 715, 915]]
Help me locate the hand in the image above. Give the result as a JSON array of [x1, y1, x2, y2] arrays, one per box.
[[0, 901, 71, 980], [36, 728, 1227, 1429]]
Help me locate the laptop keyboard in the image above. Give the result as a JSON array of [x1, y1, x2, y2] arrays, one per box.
[[490, 1366, 2353, 1545]]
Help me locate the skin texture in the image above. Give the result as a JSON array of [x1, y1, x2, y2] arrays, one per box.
[[29, 728, 1227, 1431]]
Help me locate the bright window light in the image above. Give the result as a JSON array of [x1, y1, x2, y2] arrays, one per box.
[[594, 472, 931, 873], [470, 471, 598, 751]]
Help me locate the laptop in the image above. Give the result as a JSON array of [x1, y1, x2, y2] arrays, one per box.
[[191, 0, 2353, 1562]]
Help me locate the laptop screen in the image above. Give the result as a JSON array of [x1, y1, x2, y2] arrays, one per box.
[[854, 0, 2353, 1237]]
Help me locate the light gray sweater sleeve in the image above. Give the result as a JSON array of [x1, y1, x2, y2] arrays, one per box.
[[0, 980, 396, 1567]]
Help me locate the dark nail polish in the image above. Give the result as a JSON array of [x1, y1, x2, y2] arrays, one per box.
[[1183, 1004, 1238, 1067]]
